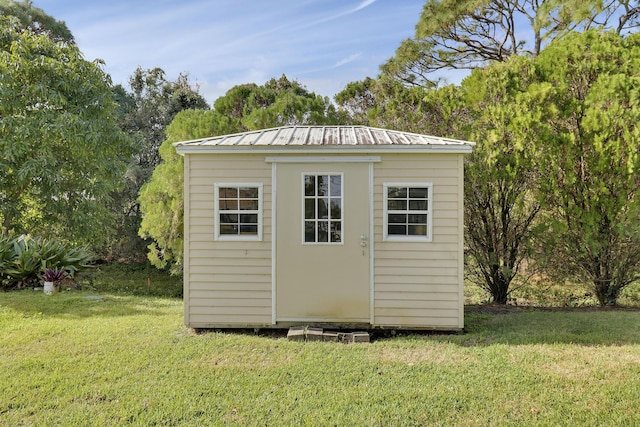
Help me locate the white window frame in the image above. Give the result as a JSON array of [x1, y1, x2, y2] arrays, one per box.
[[214, 182, 263, 241], [383, 182, 433, 242], [301, 172, 345, 245]]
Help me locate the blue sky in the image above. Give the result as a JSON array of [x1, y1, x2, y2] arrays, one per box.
[[33, 0, 429, 105]]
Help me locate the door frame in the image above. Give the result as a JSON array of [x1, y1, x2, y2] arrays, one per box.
[[266, 156, 380, 325]]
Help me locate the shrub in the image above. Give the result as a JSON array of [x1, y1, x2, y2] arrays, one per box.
[[0, 235, 13, 287], [0, 235, 94, 290], [2, 235, 42, 289]]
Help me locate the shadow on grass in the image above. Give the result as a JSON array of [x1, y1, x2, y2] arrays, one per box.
[[194, 306, 640, 347], [379, 305, 640, 347], [0, 290, 180, 319], [3, 291, 639, 346]]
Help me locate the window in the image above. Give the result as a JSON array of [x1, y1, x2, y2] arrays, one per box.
[[215, 183, 262, 240], [384, 183, 432, 241], [303, 174, 343, 244]]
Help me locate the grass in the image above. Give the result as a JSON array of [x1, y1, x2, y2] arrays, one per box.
[[2, 272, 640, 426], [79, 262, 183, 297], [464, 278, 640, 307]]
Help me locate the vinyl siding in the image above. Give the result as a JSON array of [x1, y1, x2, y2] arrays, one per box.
[[184, 154, 272, 328], [183, 151, 464, 330], [373, 154, 463, 329]]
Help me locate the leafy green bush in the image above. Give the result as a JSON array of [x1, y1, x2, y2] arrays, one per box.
[[0, 235, 94, 290], [0, 235, 13, 286], [2, 235, 41, 289]]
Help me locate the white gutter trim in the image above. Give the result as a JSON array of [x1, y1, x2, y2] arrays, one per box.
[[175, 145, 474, 155]]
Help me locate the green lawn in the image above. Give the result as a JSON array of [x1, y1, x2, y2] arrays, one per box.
[[2, 281, 640, 425]]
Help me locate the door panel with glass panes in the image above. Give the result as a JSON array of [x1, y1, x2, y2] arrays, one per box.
[[275, 162, 370, 322]]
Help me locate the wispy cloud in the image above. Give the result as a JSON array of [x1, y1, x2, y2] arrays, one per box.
[[35, 0, 425, 103], [305, 0, 377, 27], [352, 0, 376, 13], [335, 53, 362, 68]]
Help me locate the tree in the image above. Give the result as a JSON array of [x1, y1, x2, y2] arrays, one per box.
[[138, 110, 235, 274], [338, 0, 640, 126], [139, 76, 347, 273], [459, 58, 541, 304], [0, 16, 133, 244], [214, 75, 346, 130], [516, 30, 640, 305], [0, 0, 74, 43], [334, 77, 378, 126], [335, 75, 466, 136], [106, 67, 209, 261], [123, 67, 209, 174], [382, 0, 639, 88]]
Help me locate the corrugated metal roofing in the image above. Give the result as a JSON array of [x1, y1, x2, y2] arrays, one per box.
[[173, 125, 474, 153]]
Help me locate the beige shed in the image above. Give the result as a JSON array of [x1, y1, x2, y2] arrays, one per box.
[[174, 126, 474, 331]]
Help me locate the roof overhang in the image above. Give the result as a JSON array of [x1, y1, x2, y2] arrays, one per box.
[[173, 125, 475, 156], [174, 144, 474, 155]]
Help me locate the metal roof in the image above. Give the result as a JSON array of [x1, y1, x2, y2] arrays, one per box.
[[173, 125, 474, 154]]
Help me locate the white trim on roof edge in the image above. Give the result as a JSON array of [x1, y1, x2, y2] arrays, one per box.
[[175, 145, 473, 155], [172, 125, 475, 155]]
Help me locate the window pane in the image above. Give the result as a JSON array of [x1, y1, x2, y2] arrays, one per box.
[[408, 225, 428, 236], [409, 200, 428, 210], [219, 199, 238, 210], [304, 221, 315, 242], [386, 185, 430, 238], [389, 214, 407, 224], [330, 175, 341, 197], [408, 214, 428, 224], [219, 213, 238, 224], [331, 222, 342, 243], [388, 187, 406, 198], [304, 175, 342, 244], [304, 176, 315, 196], [220, 224, 238, 235], [240, 214, 258, 224], [388, 200, 407, 211], [330, 198, 341, 220], [239, 199, 258, 210], [318, 221, 329, 242], [318, 198, 328, 219], [239, 187, 258, 198], [217, 185, 261, 239], [219, 187, 237, 198], [317, 175, 328, 196], [409, 187, 429, 199], [239, 224, 258, 234], [388, 224, 406, 235], [305, 198, 315, 219]]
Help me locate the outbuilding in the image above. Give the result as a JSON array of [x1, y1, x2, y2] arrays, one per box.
[[174, 126, 474, 331]]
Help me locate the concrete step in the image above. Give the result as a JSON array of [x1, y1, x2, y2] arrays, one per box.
[[287, 326, 370, 343]]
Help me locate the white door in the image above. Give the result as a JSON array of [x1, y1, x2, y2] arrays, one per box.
[[275, 162, 371, 322]]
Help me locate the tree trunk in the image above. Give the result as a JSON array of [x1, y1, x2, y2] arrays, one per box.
[[593, 278, 620, 306], [492, 284, 509, 304], [2, 213, 11, 234], [490, 266, 510, 304]]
